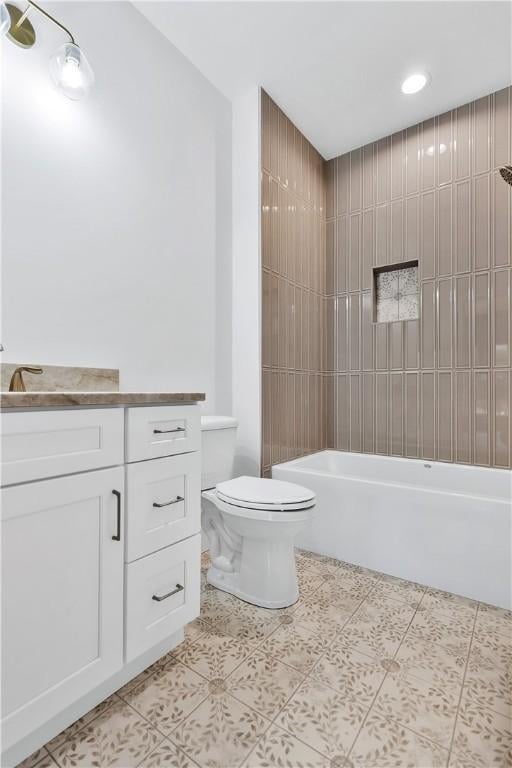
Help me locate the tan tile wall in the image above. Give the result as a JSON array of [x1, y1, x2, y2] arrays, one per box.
[[261, 90, 327, 475], [262, 87, 511, 472], [325, 87, 512, 468]]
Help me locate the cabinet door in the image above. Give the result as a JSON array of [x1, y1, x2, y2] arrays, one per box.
[[1, 467, 124, 750]]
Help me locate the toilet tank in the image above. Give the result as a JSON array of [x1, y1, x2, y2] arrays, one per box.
[[200, 416, 238, 490]]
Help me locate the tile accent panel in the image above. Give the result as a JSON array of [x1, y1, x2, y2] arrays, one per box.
[[324, 87, 512, 468]]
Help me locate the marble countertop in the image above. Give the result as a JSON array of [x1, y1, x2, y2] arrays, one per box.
[[0, 391, 205, 409]]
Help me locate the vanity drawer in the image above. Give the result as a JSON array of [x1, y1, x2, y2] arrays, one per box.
[[1, 409, 124, 486], [125, 534, 200, 662], [125, 452, 200, 562], [126, 405, 200, 462]]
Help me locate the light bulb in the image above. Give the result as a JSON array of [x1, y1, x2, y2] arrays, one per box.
[[401, 73, 429, 95], [0, 1, 11, 35], [49, 42, 94, 100]]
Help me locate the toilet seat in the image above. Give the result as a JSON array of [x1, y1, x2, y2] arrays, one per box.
[[216, 476, 315, 512]]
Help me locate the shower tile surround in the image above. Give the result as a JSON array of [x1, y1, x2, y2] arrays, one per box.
[[19, 550, 512, 768], [261, 87, 512, 471]]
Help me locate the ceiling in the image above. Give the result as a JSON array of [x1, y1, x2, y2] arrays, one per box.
[[135, 1, 512, 159]]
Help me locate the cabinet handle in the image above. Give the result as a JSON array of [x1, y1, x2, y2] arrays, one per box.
[[153, 495, 184, 508], [112, 490, 121, 541], [153, 426, 185, 434], [152, 583, 184, 602]]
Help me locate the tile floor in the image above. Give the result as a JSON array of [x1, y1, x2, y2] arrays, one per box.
[[17, 551, 512, 768]]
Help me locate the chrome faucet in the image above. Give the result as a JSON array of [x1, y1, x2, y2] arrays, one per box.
[[9, 366, 43, 392]]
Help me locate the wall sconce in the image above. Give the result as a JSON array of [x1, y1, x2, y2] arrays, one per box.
[[1, 0, 94, 100]]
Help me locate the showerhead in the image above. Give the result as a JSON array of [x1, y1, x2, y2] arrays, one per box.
[[499, 165, 512, 186]]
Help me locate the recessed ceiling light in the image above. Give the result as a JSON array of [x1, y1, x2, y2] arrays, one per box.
[[401, 73, 429, 95]]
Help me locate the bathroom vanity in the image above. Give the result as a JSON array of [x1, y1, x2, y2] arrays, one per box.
[[0, 391, 204, 766]]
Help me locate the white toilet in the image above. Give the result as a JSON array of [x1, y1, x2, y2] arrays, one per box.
[[200, 415, 316, 609]]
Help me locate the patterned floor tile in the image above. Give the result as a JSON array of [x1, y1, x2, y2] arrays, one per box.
[[469, 633, 512, 672], [212, 600, 281, 646], [297, 568, 326, 598], [372, 671, 460, 747], [119, 657, 209, 734], [420, 589, 478, 622], [275, 677, 368, 759], [461, 663, 512, 718], [339, 612, 409, 661], [292, 599, 354, 635], [369, 575, 426, 607], [474, 603, 512, 639], [48, 698, 163, 767], [394, 635, 466, 687], [226, 649, 304, 719], [449, 703, 512, 767], [311, 639, 387, 705], [242, 723, 330, 767], [45, 694, 119, 751], [406, 607, 474, 652], [138, 740, 200, 767], [351, 595, 417, 631], [350, 712, 449, 767], [174, 627, 252, 680], [259, 619, 331, 673], [171, 690, 270, 768]]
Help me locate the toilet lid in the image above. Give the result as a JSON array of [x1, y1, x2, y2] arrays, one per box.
[[216, 476, 315, 511]]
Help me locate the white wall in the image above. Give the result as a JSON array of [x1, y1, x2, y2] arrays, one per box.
[[1, 1, 232, 413], [231, 87, 261, 476]]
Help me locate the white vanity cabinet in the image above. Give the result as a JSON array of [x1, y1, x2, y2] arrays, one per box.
[[0, 401, 201, 766]]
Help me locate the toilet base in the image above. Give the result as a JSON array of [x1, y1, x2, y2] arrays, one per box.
[[206, 563, 299, 610]]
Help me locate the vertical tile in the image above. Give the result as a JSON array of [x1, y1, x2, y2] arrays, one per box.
[[493, 268, 511, 367], [262, 174, 271, 269], [271, 275, 279, 368], [493, 87, 511, 168], [455, 181, 471, 273], [350, 149, 362, 212], [362, 291, 374, 371], [421, 118, 435, 190], [278, 108, 288, 187], [437, 372, 453, 462], [406, 124, 420, 195], [376, 373, 390, 454], [325, 220, 336, 295], [473, 95, 491, 175], [376, 137, 390, 204], [437, 110, 453, 186], [437, 278, 453, 368], [376, 205, 389, 266], [287, 119, 297, 194], [270, 370, 280, 464], [421, 281, 436, 368], [455, 103, 471, 180], [363, 143, 375, 208], [405, 196, 419, 263], [421, 192, 436, 279], [349, 373, 362, 451], [362, 209, 375, 290], [324, 376, 335, 449], [270, 177, 279, 272], [337, 374, 349, 450], [389, 322, 403, 370], [405, 372, 420, 458], [278, 185, 288, 275], [474, 174, 491, 271], [389, 372, 402, 455], [421, 372, 436, 460], [375, 323, 388, 370], [494, 171, 511, 267], [261, 90, 270, 173], [474, 371, 491, 466], [287, 197, 297, 282], [349, 293, 361, 370], [294, 286, 302, 370], [404, 320, 420, 369], [493, 370, 511, 467], [349, 214, 361, 291], [363, 373, 375, 452], [390, 200, 403, 263], [437, 186, 453, 277], [337, 154, 349, 216], [262, 270, 272, 367], [337, 295, 348, 372], [262, 369, 271, 468], [325, 160, 336, 220], [268, 97, 279, 179], [287, 373, 296, 456], [391, 130, 404, 199], [473, 271, 490, 367], [337, 217, 348, 294], [455, 371, 472, 463], [455, 275, 471, 368]]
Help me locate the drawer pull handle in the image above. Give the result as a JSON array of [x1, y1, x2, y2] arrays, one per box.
[[152, 584, 184, 602], [153, 427, 185, 434], [153, 495, 184, 508], [112, 490, 122, 541]]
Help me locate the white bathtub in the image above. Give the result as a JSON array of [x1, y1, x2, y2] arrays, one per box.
[[273, 450, 512, 610]]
